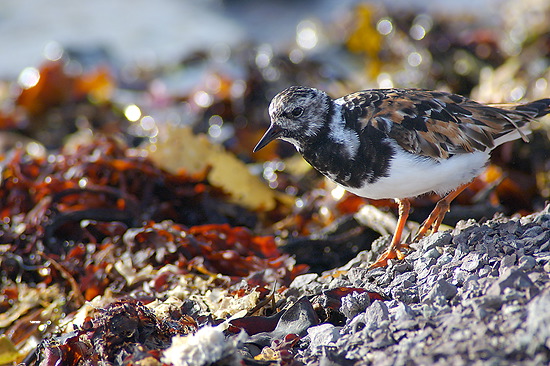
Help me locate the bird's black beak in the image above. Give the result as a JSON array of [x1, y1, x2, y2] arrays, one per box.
[[253, 124, 283, 152]]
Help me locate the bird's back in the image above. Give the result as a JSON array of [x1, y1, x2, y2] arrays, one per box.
[[338, 89, 550, 160]]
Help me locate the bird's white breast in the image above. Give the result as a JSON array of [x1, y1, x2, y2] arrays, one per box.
[[344, 142, 490, 199]]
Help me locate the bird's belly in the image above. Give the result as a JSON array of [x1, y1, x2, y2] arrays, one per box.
[[343, 149, 490, 199]]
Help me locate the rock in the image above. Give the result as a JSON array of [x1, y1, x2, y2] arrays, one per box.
[[342, 300, 389, 335], [499, 254, 517, 274], [424, 279, 458, 303], [302, 205, 550, 365], [289, 273, 320, 294], [518, 255, 536, 271], [524, 230, 550, 249], [423, 247, 442, 259], [340, 291, 372, 319], [488, 267, 534, 295], [521, 225, 543, 238], [363, 301, 389, 330], [460, 252, 484, 271], [524, 288, 550, 355], [369, 327, 395, 348], [305, 323, 341, 349], [436, 254, 453, 266]]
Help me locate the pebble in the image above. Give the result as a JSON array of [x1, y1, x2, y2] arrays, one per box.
[[526, 231, 550, 248], [340, 291, 372, 319], [362, 300, 389, 331], [460, 252, 483, 271], [499, 254, 517, 274], [518, 255, 536, 270], [304, 323, 341, 349], [423, 247, 442, 259], [489, 267, 534, 295], [298, 205, 550, 365]]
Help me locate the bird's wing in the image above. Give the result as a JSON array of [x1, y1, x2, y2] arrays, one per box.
[[339, 89, 532, 159]]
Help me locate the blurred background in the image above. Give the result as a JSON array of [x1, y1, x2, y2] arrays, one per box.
[[0, 0, 502, 78], [1, 0, 548, 137], [1, 0, 550, 224]]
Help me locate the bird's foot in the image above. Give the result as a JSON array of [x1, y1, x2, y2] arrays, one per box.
[[369, 241, 410, 268]]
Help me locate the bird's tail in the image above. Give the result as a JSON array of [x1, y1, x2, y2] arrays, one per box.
[[488, 98, 550, 144], [513, 98, 550, 119]]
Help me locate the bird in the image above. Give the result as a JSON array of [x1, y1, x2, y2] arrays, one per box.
[[253, 86, 550, 268]]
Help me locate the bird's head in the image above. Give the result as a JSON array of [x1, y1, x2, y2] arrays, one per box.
[[253, 86, 330, 152]]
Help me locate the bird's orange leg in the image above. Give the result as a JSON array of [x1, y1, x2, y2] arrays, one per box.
[[413, 183, 470, 241], [369, 198, 411, 268]]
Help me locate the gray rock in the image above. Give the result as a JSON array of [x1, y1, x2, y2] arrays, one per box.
[[525, 230, 550, 249], [342, 300, 389, 335], [499, 254, 517, 275], [453, 268, 471, 285], [423, 247, 442, 259], [391, 302, 416, 321], [390, 272, 417, 288], [391, 287, 420, 304], [301, 205, 550, 366], [518, 255, 536, 271], [305, 323, 341, 349], [460, 252, 485, 271], [340, 291, 371, 319], [521, 225, 543, 238], [477, 265, 493, 278], [420, 231, 452, 252], [363, 300, 389, 330], [289, 273, 319, 290], [538, 240, 550, 253], [436, 254, 453, 266], [369, 327, 395, 348], [524, 288, 550, 355], [425, 279, 458, 301], [488, 267, 534, 295]]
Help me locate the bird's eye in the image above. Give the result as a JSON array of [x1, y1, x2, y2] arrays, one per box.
[[291, 107, 304, 117]]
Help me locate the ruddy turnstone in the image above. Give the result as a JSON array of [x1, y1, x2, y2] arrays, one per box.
[[254, 86, 550, 267]]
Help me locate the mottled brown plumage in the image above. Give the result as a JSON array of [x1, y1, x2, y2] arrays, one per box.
[[340, 89, 537, 159]]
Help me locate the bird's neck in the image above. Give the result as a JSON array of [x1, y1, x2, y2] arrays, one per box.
[[299, 106, 395, 189]]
